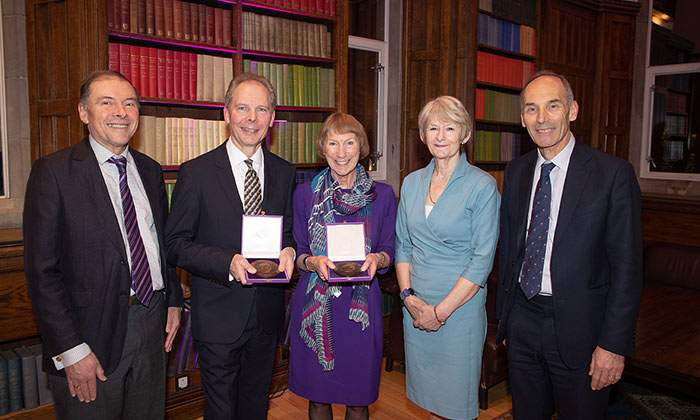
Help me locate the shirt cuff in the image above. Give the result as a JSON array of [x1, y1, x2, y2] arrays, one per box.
[[52, 343, 91, 370]]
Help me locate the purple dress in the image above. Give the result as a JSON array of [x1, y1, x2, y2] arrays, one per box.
[[288, 181, 397, 406]]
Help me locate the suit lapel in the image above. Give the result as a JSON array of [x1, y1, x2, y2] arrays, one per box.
[[515, 152, 538, 251], [72, 138, 129, 262], [553, 142, 593, 252], [214, 143, 244, 214]]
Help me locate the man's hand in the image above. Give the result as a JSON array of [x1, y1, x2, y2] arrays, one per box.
[[164, 307, 182, 352], [361, 253, 383, 279], [589, 346, 625, 390], [229, 254, 255, 284], [278, 247, 295, 278], [64, 352, 107, 403]]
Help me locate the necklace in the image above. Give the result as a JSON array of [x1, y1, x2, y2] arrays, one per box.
[[428, 175, 437, 205]]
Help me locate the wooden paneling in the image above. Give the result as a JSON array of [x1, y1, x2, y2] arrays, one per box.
[[0, 247, 38, 344], [26, 0, 106, 162], [400, 0, 477, 179], [642, 194, 700, 248]]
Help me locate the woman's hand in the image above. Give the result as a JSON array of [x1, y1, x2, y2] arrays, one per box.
[[403, 294, 427, 322], [414, 305, 443, 332], [306, 255, 336, 281], [361, 252, 384, 279]]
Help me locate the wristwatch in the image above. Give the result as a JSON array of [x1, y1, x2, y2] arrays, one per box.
[[399, 288, 415, 303]]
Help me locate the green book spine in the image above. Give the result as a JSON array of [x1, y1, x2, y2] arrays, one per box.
[[291, 122, 299, 163]]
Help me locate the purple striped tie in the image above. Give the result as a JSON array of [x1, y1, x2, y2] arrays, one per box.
[[109, 156, 154, 306]]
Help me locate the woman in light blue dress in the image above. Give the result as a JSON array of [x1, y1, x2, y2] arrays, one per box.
[[395, 96, 500, 420]]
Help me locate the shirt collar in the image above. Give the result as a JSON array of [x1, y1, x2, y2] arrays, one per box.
[[226, 138, 263, 168], [89, 136, 132, 164], [536, 133, 576, 170]]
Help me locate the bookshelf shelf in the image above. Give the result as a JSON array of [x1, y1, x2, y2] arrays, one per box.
[[476, 80, 524, 94], [276, 105, 335, 112], [243, 1, 337, 22], [0, 404, 54, 420], [476, 119, 522, 127], [478, 8, 534, 27], [477, 43, 536, 62], [140, 97, 225, 107], [242, 50, 336, 64], [109, 31, 237, 54]]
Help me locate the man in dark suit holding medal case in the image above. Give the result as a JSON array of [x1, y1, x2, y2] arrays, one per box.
[[24, 70, 183, 419], [165, 72, 296, 419], [497, 70, 643, 420]]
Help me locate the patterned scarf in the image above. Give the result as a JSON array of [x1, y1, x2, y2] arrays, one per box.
[[300, 165, 377, 371]]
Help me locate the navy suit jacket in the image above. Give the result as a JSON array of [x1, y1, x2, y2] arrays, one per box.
[[496, 140, 643, 369], [165, 144, 296, 343], [23, 138, 183, 376]]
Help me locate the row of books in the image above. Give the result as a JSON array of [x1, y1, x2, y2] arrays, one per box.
[[167, 310, 198, 377], [131, 116, 230, 166], [477, 51, 535, 89], [475, 88, 521, 123], [479, 0, 537, 28], [244, 60, 336, 108], [269, 121, 324, 164], [666, 91, 688, 114], [0, 345, 52, 415], [473, 130, 525, 161], [478, 13, 536, 56], [242, 12, 332, 58], [108, 0, 233, 47], [109, 43, 234, 102], [251, 0, 336, 16], [665, 115, 688, 137]]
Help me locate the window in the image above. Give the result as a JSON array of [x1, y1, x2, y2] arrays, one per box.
[[347, 0, 389, 180]]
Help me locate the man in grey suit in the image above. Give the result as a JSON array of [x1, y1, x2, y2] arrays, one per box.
[[24, 70, 183, 419]]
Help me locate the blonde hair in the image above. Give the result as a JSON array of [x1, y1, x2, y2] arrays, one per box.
[[418, 96, 472, 143], [315, 112, 370, 159]]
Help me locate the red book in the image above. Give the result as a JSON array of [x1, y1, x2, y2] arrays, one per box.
[[182, 1, 191, 40], [300, 0, 309, 12], [328, 0, 335, 16], [121, 0, 130, 31], [292, 0, 301, 11], [181, 51, 189, 101], [140, 47, 149, 97], [189, 53, 197, 101], [206, 6, 215, 44], [108, 0, 115, 28], [114, 0, 122, 31], [309, 0, 315, 13], [475, 89, 485, 120], [214, 8, 223, 45], [157, 49, 167, 97], [154, 0, 164, 36], [108, 43, 119, 71], [198, 5, 207, 44], [145, 0, 154, 35], [166, 49, 174, 98], [164, 0, 173, 38], [223, 9, 231, 46], [137, 0, 146, 33], [130, 45, 141, 94], [173, 0, 182, 39], [191, 3, 199, 42], [284, 0, 292, 9], [316, 0, 323, 14], [130, 0, 138, 32], [149, 47, 158, 97], [173, 51, 182, 99], [119, 44, 130, 79]]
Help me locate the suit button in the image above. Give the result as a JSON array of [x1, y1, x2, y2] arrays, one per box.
[[120, 291, 128, 297], [511, 261, 516, 267], [121, 260, 126, 265]]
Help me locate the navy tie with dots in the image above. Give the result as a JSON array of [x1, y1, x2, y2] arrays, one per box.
[[108, 156, 154, 306], [520, 162, 555, 300]]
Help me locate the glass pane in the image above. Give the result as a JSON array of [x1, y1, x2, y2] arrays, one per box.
[[348, 47, 380, 171], [649, 71, 700, 174], [349, 0, 385, 41]]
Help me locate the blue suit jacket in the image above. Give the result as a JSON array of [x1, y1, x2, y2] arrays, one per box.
[[165, 144, 296, 343], [496, 140, 643, 369]]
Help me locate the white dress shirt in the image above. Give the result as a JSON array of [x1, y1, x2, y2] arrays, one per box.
[[522, 136, 576, 296], [226, 139, 265, 203]]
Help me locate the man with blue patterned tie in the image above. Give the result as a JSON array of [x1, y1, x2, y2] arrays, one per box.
[[24, 70, 183, 419], [166, 72, 296, 420], [496, 70, 643, 420]]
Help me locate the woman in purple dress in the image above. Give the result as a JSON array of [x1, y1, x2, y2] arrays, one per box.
[[289, 112, 397, 420]]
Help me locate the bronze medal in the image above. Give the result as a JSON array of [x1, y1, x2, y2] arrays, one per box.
[[334, 261, 363, 277], [252, 259, 280, 278]]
